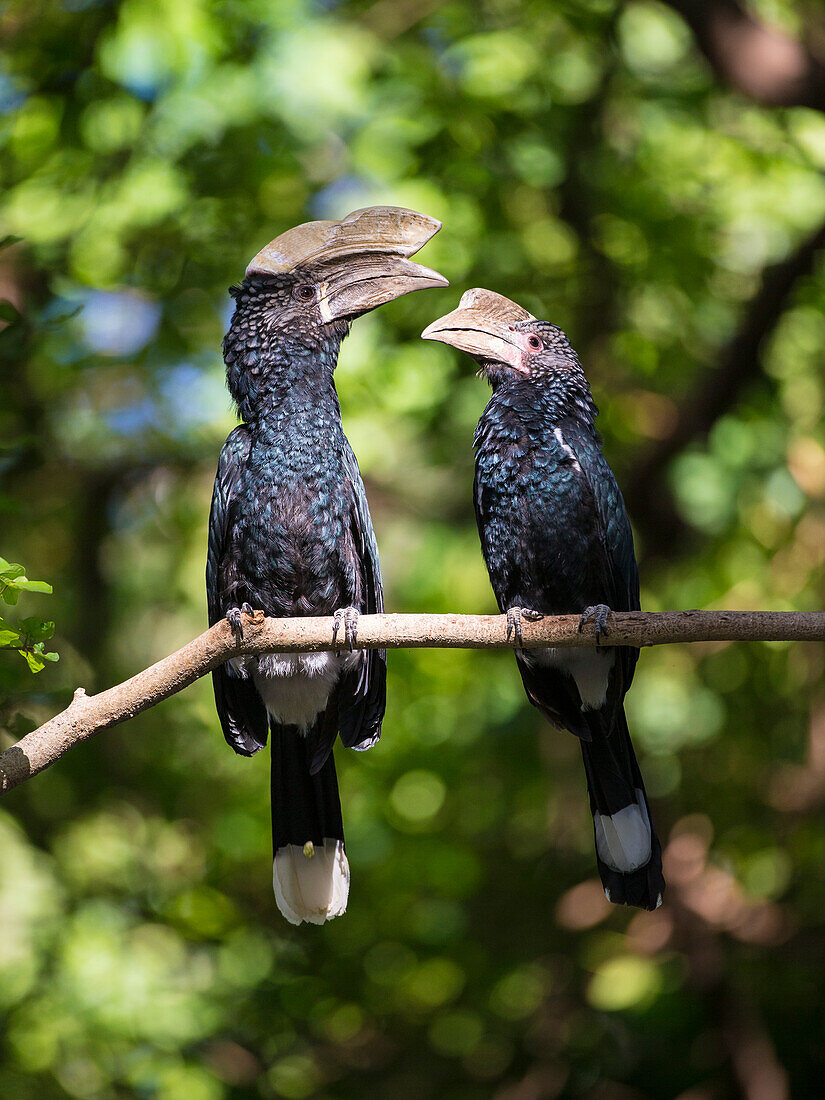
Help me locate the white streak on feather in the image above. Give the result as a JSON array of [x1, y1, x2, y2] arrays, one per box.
[[554, 427, 581, 471]]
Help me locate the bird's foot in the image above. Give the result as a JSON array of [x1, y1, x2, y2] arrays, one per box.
[[332, 607, 360, 652], [226, 602, 254, 640], [579, 604, 611, 646], [506, 606, 544, 647]]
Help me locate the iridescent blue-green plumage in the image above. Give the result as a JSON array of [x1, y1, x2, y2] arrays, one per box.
[[473, 321, 664, 910], [206, 273, 385, 921]]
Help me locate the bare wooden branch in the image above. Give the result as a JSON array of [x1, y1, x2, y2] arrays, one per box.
[[2, 609, 823, 796]]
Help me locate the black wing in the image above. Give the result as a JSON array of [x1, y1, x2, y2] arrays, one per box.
[[552, 417, 640, 692], [335, 442, 387, 752], [488, 417, 641, 734], [207, 426, 268, 757], [554, 419, 639, 606]]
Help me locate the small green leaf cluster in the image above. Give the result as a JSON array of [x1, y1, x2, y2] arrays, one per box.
[[0, 557, 58, 673]]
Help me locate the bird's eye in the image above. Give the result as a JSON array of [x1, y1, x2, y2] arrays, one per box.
[[294, 285, 316, 302], [527, 334, 543, 351]]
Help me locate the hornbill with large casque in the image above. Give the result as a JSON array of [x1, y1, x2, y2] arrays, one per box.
[[422, 289, 664, 910], [208, 207, 447, 924]]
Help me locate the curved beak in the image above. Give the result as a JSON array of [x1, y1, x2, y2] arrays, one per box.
[[421, 288, 535, 367], [246, 206, 449, 320]]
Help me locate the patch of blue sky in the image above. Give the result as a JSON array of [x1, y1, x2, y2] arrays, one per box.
[[79, 290, 162, 357], [158, 361, 231, 433], [0, 69, 27, 113], [221, 295, 236, 329], [104, 398, 157, 437], [62, 0, 107, 12], [421, 26, 452, 56], [311, 177, 373, 219], [103, 362, 228, 442]]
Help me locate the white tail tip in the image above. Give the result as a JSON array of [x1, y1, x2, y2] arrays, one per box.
[[594, 789, 652, 874], [273, 838, 350, 925]]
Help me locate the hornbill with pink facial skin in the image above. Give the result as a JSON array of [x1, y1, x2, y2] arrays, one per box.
[[423, 289, 664, 910]]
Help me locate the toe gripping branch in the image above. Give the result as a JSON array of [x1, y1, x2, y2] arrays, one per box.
[[505, 606, 545, 648], [332, 607, 360, 652], [579, 604, 611, 646], [226, 603, 255, 640]]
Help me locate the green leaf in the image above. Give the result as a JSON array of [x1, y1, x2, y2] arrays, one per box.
[[0, 235, 21, 252], [13, 579, 53, 595], [0, 565, 54, 602], [43, 303, 83, 328], [16, 640, 58, 673], [0, 300, 21, 324], [21, 649, 46, 673], [0, 618, 21, 646], [18, 616, 55, 642]]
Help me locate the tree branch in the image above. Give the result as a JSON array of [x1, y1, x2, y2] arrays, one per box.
[[626, 218, 825, 556], [1, 609, 823, 795], [663, 0, 825, 109], [625, 3, 825, 557]]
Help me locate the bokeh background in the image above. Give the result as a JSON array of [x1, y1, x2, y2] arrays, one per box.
[[2, 1, 825, 1096]]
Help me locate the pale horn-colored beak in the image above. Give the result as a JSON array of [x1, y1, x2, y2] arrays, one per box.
[[246, 206, 449, 320], [421, 288, 535, 367]]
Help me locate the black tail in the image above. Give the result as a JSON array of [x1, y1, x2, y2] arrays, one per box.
[[580, 709, 664, 911], [270, 722, 349, 925]]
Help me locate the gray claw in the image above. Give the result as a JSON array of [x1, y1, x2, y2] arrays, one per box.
[[579, 604, 611, 646], [506, 606, 543, 648], [506, 607, 522, 646], [226, 606, 244, 639], [333, 607, 360, 652], [226, 603, 255, 640]]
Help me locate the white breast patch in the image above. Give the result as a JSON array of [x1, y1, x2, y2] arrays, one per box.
[[527, 646, 612, 711], [229, 649, 361, 730]]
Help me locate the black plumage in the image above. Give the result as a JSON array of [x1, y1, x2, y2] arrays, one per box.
[[207, 208, 446, 923], [423, 290, 664, 911]]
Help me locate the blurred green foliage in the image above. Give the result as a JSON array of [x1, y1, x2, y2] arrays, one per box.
[[1, 0, 824, 1096]]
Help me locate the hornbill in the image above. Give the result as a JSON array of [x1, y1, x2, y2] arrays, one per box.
[[422, 289, 664, 910], [208, 207, 447, 924]]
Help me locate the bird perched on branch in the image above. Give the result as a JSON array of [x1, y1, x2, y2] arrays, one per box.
[[208, 207, 447, 924], [423, 289, 664, 910]]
